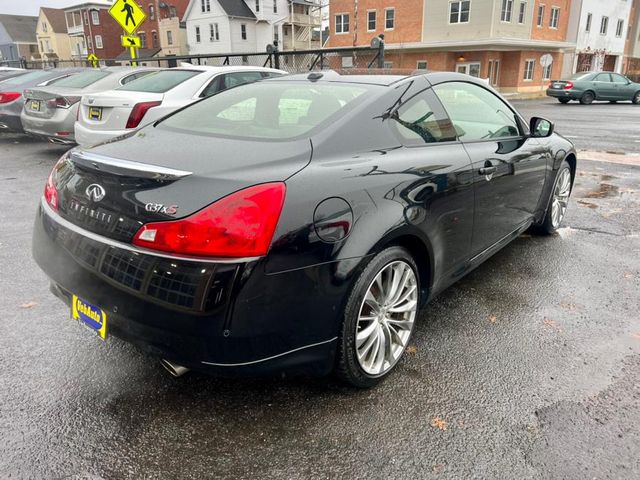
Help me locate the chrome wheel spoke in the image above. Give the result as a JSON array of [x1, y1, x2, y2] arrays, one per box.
[[551, 169, 571, 228], [355, 260, 418, 376]]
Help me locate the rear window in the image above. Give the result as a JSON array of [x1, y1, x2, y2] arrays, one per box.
[[49, 70, 111, 88], [0, 70, 52, 85], [117, 70, 201, 93], [568, 72, 592, 81], [159, 82, 372, 140]]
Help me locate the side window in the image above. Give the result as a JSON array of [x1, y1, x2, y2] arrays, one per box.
[[261, 71, 284, 79], [222, 71, 264, 89], [200, 75, 224, 97], [389, 89, 457, 146], [594, 73, 611, 82], [433, 82, 521, 142], [611, 73, 628, 84]]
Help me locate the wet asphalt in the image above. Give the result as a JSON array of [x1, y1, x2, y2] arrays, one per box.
[[1, 99, 639, 479]]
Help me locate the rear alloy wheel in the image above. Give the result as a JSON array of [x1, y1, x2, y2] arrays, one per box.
[[536, 160, 572, 235], [633, 91, 640, 105], [558, 98, 570, 104], [580, 91, 595, 105], [336, 247, 419, 387]]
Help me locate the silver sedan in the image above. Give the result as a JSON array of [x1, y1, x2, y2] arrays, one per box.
[[21, 67, 159, 144]]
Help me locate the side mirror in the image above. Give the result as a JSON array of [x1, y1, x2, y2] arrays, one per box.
[[530, 116, 554, 138]]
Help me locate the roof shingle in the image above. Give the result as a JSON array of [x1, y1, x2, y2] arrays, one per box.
[[40, 8, 68, 34], [0, 14, 38, 43]]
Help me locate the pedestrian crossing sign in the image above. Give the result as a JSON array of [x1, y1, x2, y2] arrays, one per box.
[[109, 0, 147, 35]]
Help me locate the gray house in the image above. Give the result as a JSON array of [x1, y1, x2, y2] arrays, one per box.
[[0, 14, 39, 65]]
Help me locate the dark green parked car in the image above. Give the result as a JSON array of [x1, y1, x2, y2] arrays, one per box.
[[546, 71, 640, 105]]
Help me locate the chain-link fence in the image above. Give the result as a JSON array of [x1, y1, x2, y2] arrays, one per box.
[[1, 46, 384, 74]]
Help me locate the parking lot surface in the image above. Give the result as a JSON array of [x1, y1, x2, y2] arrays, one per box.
[[1, 99, 639, 479]]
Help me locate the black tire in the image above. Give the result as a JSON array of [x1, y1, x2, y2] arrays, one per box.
[[609, 100, 617, 104], [580, 91, 595, 105], [558, 98, 570, 104], [633, 91, 640, 105], [534, 160, 572, 235], [335, 246, 420, 388]]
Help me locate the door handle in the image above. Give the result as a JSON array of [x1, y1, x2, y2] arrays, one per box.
[[479, 166, 497, 175]]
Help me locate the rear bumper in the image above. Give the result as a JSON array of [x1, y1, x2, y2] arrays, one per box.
[[0, 113, 22, 132], [74, 121, 128, 147], [32, 200, 344, 377], [546, 89, 580, 99], [21, 107, 77, 143]]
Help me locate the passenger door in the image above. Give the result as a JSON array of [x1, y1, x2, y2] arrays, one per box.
[[432, 81, 549, 256], [386, 87, 475, 281], [610, 73, 635, 100], [592, 73, 614, 99]]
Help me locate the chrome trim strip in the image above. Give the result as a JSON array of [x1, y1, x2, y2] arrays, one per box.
[[41, 198, 260, 265], [71, 151, 192, 179], [201, 337, 338, 367]]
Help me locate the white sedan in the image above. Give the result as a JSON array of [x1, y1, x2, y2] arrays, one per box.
[[74, 65, 286, 147]]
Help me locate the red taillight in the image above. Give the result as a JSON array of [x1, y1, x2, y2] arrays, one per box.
[[126, 101, 161, 129], [564, 82, 573, 90], [44, 168, 59, 211], [0, 92, 21, 104], [133, 183, 286, 258]]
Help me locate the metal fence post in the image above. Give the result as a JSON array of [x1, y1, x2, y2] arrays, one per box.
[[377, 34, 385, 69], [274, 49, 280, 70]]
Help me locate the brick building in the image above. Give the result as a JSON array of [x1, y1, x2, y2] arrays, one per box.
[[327, 0, 575, 94]]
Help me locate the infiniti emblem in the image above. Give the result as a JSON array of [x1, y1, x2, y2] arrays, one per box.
[[86, 184, 106, 202]]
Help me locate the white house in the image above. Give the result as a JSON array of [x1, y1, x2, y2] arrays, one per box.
[[183, 0, 321, 58], [563, 0, 632, 74]]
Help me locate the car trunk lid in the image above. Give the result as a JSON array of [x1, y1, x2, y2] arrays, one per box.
[[23, 87, 81, 119], [51, 130, 311, 244], [79, 90, 164, 131]]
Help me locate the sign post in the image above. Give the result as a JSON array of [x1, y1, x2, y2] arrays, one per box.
[[109, 0, 147, 66]]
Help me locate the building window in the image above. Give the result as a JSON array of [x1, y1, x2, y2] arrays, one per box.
[[87, 36, 92, 50], [385, 8, 395, 29], [518, 2, 526, 24], [41, 21, 47, 32], [210, 23, 219, 41], [195, 26, 201, 43], [600, 16, 608, 35], [537, 5, 544, 27], [152, 30, 158, 48], [149, 5, 155, 20], [273, 0, 277, 13], [585, 13, 592, 32], [501, 0, 513, 22], [169, 6, 177, 17], [95, 35, 103, 49], [383, 61, 393, 69], [201, 0, 210, 13], [241, 24, 247, 40], [549, 7, 559, 28], [367, 10, 376, 31], [139, 32, 146, 47], [335, 14, 349, 34], [523, 59, 534, 80], [449, 1, 470, 24], [273, 25, 279, 43], [416, 61, 428, 70], [84, 11, 89, 25], [542, 62, 552, 80], [616, 19, 624, 37], [91, 10, 99, 25], [167, 30, 173, 45], [255, 0, 260, 12]]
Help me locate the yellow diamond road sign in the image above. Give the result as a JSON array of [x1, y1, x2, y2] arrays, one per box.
[[109, 0, 147, 35], [121, 35, 141, 48]]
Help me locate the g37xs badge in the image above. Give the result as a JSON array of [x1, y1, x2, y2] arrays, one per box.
[[145, 203, 178, 215]]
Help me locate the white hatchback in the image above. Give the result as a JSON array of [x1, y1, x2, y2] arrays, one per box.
[[74, 65, 286, 147]]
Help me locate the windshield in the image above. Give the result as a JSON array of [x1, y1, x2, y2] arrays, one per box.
[[0, 70, 50, 85], [117, 70, 201, 93], [49, 70, 111, 88], [159, 82, 373, 140]]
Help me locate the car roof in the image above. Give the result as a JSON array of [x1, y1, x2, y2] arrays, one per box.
[[169, 64, 286, 74]]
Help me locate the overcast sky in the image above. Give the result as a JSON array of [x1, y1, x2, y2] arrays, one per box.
[[1, 0, 111, 17]]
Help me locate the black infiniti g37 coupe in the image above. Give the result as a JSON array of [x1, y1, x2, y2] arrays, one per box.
[[33, 71, 576, 387]]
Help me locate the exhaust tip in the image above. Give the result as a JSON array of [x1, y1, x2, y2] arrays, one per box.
[[160, 359, 190, 378]]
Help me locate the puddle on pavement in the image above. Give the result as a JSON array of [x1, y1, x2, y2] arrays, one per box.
[[583, 183, 620, 199]]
